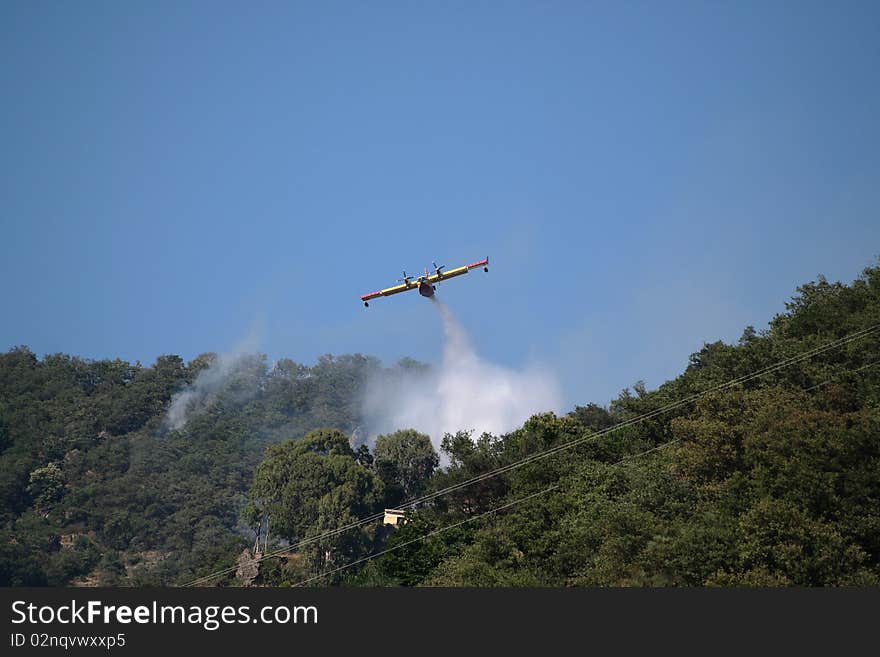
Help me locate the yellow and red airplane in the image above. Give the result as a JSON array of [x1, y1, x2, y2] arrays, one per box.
[[360, 257, 489, 307]]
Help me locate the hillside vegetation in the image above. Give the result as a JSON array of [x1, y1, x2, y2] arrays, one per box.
[[0, 352, 384, 585], [2, 265, 878, 586]]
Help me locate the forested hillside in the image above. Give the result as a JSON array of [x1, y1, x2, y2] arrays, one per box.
[[0, 351, 388, 585], [2, 264, 879, 587], [230, 265, 880, 587]]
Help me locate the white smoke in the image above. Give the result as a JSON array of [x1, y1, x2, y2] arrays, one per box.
[[165, 321, 267, 431], [363, 298, 562, 452]]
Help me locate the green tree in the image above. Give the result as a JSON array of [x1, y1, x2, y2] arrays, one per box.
[[27, 463, 65, 513], [249, 428, 384, 577], [373, 429, 438, 504]]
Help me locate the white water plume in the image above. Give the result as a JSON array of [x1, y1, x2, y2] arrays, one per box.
[[363, 298, 562, 451]]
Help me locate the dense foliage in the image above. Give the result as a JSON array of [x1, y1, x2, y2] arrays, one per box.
[[2, 264, 878, 586], [0, 352, 385, 585]]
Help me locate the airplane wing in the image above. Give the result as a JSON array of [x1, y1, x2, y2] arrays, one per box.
[[361, 281, 417, 302], [426, 267, 465, 284], [426, 258, 489, 284]]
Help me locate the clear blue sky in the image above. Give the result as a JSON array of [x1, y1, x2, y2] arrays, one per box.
[[2, 1, 879, 409]]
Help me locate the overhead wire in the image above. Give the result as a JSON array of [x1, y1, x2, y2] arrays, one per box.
[[294, 352, 880, 585], [293, 439, 682, 586], [182, 323, 880, 586]]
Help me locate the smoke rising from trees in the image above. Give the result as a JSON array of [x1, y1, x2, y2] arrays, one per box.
[[165, 352, 264, 431]]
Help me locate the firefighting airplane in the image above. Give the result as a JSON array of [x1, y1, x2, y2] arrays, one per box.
[[360, 257, 489, 307]]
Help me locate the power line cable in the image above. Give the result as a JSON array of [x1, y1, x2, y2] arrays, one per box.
[[295, 353, 880, 585], [182, 323, 879, 586], [183, 325, 878, 586], [293, 440, 682, 586]]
